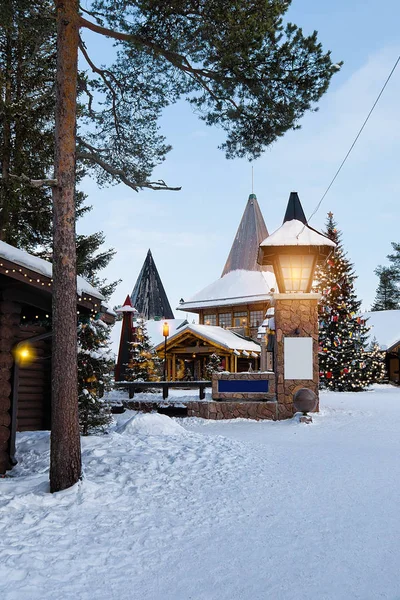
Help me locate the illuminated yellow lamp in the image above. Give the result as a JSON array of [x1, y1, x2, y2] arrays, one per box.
[[14, 344, 36, 365], [257, 192, 336, 293], [162, 321, 170, 337]]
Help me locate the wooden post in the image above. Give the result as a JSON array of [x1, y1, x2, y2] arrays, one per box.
[[172, 353, 176, 381]]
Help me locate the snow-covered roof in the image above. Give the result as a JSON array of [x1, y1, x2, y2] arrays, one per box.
[[177, 269, 276, 311], [260, 219, 336, 249], [0, 240, 104, 300], [364, 310, 400, 351], [155, 323, 261, 353], [144, 319, 187, 347], [116, 305, 138, 313]]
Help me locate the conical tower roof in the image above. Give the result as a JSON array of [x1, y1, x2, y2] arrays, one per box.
[[283, 191, 307, 224], [131, 249, 174, 320], [221, 193, 270, 277]]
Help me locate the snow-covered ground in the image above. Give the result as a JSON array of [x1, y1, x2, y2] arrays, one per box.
[[1, 385, 400, 600]]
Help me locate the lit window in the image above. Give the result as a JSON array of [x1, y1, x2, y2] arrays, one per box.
[[204, 314, 216, 326], [233, 311, 247, 327], [218, 313, 232, 328], [250, 310, 263, 327]]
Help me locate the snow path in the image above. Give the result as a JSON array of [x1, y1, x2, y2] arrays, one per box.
[[1, 386, 400, 599]]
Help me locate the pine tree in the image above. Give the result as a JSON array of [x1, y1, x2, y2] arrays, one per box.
[[371, 266, 400, 311], [0, 0, 55, 249], [126, 319, 161, 383], [316, 212, 371, 391], [205, 353, 222, 379], [387, 242, 400, 273], [77, 316, 113, 435]]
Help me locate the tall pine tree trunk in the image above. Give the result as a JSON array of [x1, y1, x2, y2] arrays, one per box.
[[0, 7, 12, 242], [50, 0, 81, 493]]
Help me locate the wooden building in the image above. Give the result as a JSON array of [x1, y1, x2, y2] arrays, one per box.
[[177, 194, 275, 341], [154, 323, 261, 380], [0, 241, 111, 474]]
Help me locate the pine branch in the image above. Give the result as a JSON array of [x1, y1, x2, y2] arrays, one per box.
[[78, 38, 122, 133], [76, 150, 181, 191], [78, 15, 237, 108], [6, 173, 57, 187]]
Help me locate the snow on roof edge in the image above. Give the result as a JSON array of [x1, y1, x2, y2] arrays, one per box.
[[0, 240, 104, 301]]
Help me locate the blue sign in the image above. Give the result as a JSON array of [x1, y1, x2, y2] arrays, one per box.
[[218, 379, 269, 393]]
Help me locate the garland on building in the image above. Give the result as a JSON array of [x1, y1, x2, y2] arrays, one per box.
[[78, 316, 113, 435], [316, 213, 372, 391], [126, 318, 161, 382]]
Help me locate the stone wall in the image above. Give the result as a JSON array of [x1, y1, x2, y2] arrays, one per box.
[[0, 298, 21, 473], [187, 400, 277, 420], [125, 398, 278, 421], [273, 294, 319, 419], [212, 371, 275, 400]]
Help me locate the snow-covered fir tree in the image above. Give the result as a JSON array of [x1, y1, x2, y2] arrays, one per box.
[[316, 212, 371, 391], [205, 353, 223, 379], [78, 316, 113, 435], [126, 319, 161, 382]]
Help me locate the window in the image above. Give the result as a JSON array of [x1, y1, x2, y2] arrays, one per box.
[[218, 313, 232, 328], [250, 310, 264, 327], [204, 314, 216, 326], [233, 311, 247, 327]]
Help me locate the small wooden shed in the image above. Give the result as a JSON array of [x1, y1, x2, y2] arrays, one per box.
[[0, 241, 111, 474]]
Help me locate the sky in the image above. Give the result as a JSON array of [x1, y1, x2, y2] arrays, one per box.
[[77, 0, 400, 317]]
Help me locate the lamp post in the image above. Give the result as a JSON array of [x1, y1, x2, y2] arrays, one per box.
[[162, 321, 169, 381], [258, 192, 335, 418]]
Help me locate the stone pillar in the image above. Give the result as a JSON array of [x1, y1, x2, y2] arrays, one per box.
[[273, 293, 320, 420], [0, 299, 21, 473]]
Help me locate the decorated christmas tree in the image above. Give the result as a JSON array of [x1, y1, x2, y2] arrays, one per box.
[[205, 353, 223, 379], [126, 319, 161, 382], [78, 316, 114, 435], [365, 339, 387, 384], [316, 212, 371, 391]]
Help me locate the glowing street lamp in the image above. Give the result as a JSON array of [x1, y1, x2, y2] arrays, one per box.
[[162, 321, 169, 381], [257, 192, 336, 420], [258, 192, 335, 293]]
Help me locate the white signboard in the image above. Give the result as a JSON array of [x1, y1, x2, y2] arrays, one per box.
[[284, 337, 313, 380]]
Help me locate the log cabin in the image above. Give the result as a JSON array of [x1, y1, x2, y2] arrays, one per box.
[[0, 241, 113, 474]]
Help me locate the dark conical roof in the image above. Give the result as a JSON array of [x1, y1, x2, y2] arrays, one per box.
[[131, 249, 174, 320], [283, 192, 307, 224], [221, 194, 270, 276]]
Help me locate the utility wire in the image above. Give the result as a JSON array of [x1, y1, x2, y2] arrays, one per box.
[[305, 54, 400, 228]]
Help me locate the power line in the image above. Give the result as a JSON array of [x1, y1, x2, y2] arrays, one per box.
[[306, 54, 400, 227]]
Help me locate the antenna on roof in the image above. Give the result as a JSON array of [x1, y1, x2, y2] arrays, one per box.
[[251, 166, 254, 194]]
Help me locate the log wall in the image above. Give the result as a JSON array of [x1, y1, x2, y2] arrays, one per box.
[[0, 298, 21, 473], [16, 325, 51, 432]]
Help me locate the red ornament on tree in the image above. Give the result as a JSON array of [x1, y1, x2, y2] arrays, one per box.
[[326, 371, 332, 379]]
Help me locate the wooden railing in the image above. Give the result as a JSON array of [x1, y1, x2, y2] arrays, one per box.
[[114, 380, 213, 400]]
